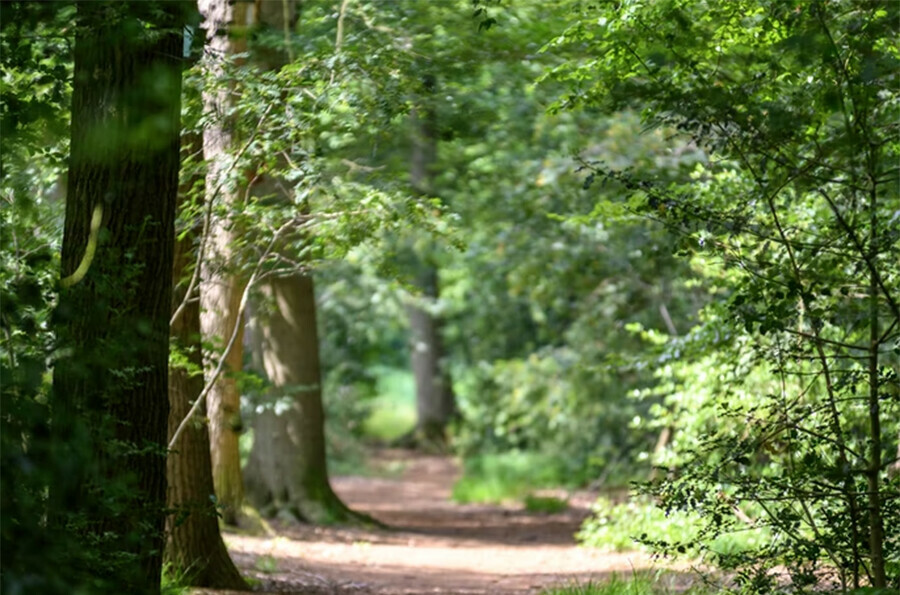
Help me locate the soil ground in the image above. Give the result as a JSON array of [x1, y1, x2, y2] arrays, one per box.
[[195, 449, 691, 595]]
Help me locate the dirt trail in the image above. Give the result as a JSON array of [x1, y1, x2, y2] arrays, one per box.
[[201, 449, 676, 595]]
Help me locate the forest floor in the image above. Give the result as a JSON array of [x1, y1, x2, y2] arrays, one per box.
[[197, 449, 693, 595]]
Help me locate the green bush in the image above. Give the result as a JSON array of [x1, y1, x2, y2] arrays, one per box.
[[542, 572, 710, 595], [578, 496, 770, 558], [452, 451, 572, 504], [524, 494, 569, 514]]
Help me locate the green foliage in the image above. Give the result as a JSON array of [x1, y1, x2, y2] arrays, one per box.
[[0, 186, 72, 594], [578, 496, 769, 557], [546, 0, 900, 590], [523, 494, 568, 514], [446, 106, 706, 489], [359, 367, 416, 442], [0, 4, 84, 593], [0, 2, 73, 191], [452, 451, 572, 504], [174, 0, 454, 320], [542, 573, 710, 595]]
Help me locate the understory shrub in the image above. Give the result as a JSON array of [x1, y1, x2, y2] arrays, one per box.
[[452, 451, 573, 504]]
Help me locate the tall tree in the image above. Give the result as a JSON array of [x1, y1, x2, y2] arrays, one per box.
[[165, 132, 248, 590], [245, 273, 367, 523], [239, 0, 369, 525], [51, 1, 187, 591], [405, 75, 456, 447], [197, 0, 250, 526]]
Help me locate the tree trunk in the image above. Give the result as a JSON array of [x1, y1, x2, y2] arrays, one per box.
[[165, 133, 247, 590], [408, 266, 456, 444], [233, 0, 369, 527], [198, 0, 249, 527], [865, 177, 886, 588], [245, 274, 370, 524], [52, 3, 185, 591], [406, 81, 456, 447]]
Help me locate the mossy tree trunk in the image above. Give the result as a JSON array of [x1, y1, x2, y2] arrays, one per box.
[[245, 275, 365, 524], [237, 0, 370, 527], [52, 2, 186, 591], [164, 132, 247, 590]]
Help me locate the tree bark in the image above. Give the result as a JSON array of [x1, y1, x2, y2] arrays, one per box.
[[198, 0, 249, 527], [245, 274, 370, 524], [865, 176, 886, 588], [165, 132, 247, 590], [407, 266, 456, 444], [234, 0, 369, 527], [406, 81, 456, 446], [52, 2, 186, 591]]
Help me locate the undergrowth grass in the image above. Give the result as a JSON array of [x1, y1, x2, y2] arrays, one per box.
[[546, 573, 900, 594], [542, 572, 708, 595], [160, 562, 191, 595], [452, 451, 571, 504], [523, 494, 568, 513]]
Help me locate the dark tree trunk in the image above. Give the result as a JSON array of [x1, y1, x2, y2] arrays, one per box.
[[245, 274, 372, 525], [164, 133, 247, 590], [52, 2, 187, 591], [406, 81, 456, 446]]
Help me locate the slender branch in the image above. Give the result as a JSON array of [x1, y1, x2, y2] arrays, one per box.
[[781, 328, 863, 352], [817, 188, 900, 323], [170, 103, 274, 327], [168, 219, 290, 451], [878, 318, 897, 345], [865, 171, 887, 588], [722, 123, 866, 583], [335, 0, 351, 50]]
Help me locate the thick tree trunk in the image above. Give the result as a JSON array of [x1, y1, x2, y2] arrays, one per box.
[[406, 85, 456, 446], [237, 0, 369, 527], [245, 274, 369, 523], [52, 3, 185, 591], [198, 0, 248, 527], [165, 133, 247, 590]]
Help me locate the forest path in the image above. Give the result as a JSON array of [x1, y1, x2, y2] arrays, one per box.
[[205, 449, 675, 595]]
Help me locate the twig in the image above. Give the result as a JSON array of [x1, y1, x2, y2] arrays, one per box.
[[170, 103, 274, 327], [169, 219, 290, 451]]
